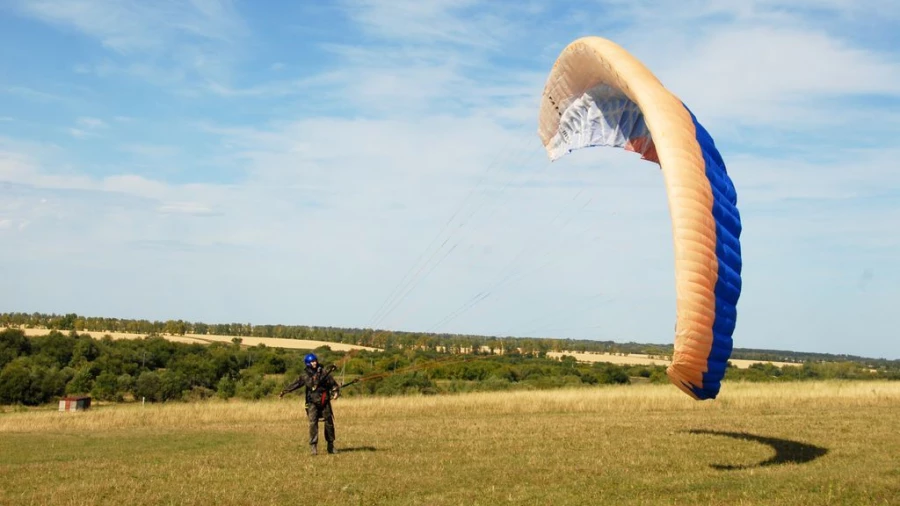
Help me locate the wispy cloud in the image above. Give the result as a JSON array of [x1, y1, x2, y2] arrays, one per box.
[[67, 116, 109, 139], [2, 85, 67, 102], [68, 128, 93, 139], [10, 0, 246, 53], [337, 0, 516, 49], [661, 27, 900, 128], [2, 1, 899, 358], [77, 116, 107, 129], [731, 148, 900, 206], [9, 0, 249, 90], [157, 201, 220, 216], [556, 2, 900, 132], [119, 144, 180, 157]]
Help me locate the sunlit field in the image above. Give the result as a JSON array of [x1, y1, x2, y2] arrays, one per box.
[[7, 327, 800, 370], [2, 380, 898, 505], [6, 327, 380, 352], [545, 351, 798, 369]]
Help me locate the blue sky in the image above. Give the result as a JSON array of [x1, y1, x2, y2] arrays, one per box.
[[1, 1, 898, 359]]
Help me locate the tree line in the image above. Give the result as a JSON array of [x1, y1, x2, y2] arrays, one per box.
[[5, 311, 896, 367], [0, 328, 640, 406], [2, 328, 898, 407]]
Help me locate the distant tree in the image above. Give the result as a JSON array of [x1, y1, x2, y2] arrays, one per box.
[[134, 371, 161, 402], [164, 320, 187, 336], [40, 367, 71, 401], [66, 366, 95, 395], [0, 361, 32, 404], [91, 372, 120, 401], [48, 313, 78, 331], [216, 376, 236, 399], [70, 337, 100, 367], [158, 370, 188, 401], [117, 373, 134, 396], [34, 331, 75, 368], [0, 329, 31, 369]]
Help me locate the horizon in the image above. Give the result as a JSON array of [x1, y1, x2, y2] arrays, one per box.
[[2, 1, 899, 360], [4, 311, 897, 362]]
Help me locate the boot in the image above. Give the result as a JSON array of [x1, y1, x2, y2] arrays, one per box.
[[327, 442, 336, 454], [310, 444, 317, 456]]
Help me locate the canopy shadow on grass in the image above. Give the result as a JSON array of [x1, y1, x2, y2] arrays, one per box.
[[686, 429, 829, 470], [336, 446, 377, 453]]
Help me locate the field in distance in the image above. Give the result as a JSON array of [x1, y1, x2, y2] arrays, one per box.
[[1, 380, 897, 505], [546, 351, 799, 369], [8, 327, 380, 353], [10, 328, 797, 369]]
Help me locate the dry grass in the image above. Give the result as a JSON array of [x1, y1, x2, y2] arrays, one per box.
[[547, 351, 798, 369], [10, 328, 800, 369], [547, 350, 673, 366], [7, 327, 380, 352], [1, 380, 898, 505]]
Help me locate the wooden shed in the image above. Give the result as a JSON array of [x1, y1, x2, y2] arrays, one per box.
[[59, 396, 91, 412]]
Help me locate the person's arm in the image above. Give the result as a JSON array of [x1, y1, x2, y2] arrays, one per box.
[[279, 376, 305, 398], [324, 368, 341, 398]]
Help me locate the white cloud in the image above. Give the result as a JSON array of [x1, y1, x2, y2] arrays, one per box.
[[658, 27, 900, 127], [119, 144, 180, 157], [68, 117, 109, 139], [157, 202, 218, 216], [2, 1, 899, 358], [6, 104, 896, 348], [338, 0, 513, 49], [201, 72, 344, 98], [68, 128, 93, 139], [9, 0, 248, 89], [547, 2, 900, 131], [745, 0, 900, 19], [10, 0, 246, 53], [77, 116, 107, 129], [729, 148, 900, 206], [2, 85, 66, 102]]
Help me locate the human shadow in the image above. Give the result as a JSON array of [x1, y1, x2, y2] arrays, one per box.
[[336, 446, 377, 453], [687, 429, 829, 470]]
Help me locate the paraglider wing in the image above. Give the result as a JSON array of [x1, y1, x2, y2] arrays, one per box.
[[537, 37, 742, 400]]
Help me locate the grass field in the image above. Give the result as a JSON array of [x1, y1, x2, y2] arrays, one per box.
[[2, 380, 897, 505]]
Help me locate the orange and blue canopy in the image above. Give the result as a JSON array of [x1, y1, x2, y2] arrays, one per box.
[[537, 36, 743, 400]]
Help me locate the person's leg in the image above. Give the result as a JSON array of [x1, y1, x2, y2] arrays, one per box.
[[307, 404, 320, 454], [323, 403, 336, 454]]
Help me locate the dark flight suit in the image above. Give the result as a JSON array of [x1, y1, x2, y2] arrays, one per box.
[[281, 364, 339, 454]]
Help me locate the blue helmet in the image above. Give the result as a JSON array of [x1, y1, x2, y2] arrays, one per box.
[[304, 353, 318, 366]]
